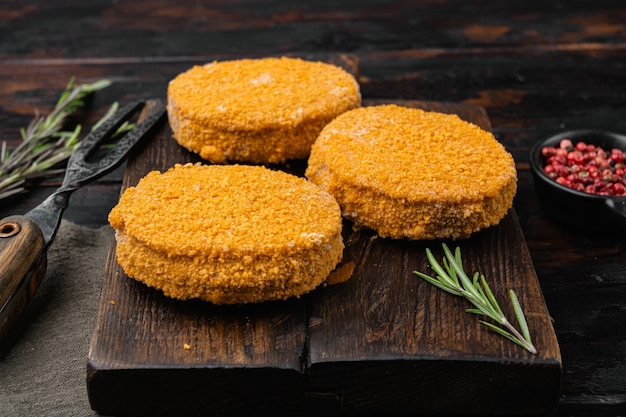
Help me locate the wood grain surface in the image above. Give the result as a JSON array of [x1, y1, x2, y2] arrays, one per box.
[[87, 57, 561, 416]]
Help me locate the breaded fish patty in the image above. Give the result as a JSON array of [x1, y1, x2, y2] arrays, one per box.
[[167, 56, 361, 164], [305, 105, 518, 240], [108, 163, 344, 304]]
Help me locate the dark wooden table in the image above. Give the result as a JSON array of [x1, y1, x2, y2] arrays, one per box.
[[1, 1, 625, 416]]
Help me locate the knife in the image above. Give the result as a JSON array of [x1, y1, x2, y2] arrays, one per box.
[[0, 99, 165, 342]]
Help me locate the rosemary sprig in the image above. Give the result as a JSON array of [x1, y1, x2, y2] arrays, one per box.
[[413, 243, 537, 354], [0, 77, 132, 200]]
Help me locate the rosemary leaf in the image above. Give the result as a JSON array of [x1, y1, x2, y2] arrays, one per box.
[[445, 245, 482, 301], [413, 270, 463, 296], [481, 274, 505, 317], [413, 243, 538, 354], [479, 320, 530, 350], [510, 289, 533, 343]]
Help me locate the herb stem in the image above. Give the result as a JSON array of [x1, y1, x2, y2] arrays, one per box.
[[414, 243, 538, 355], [0, 78, 125, 200]]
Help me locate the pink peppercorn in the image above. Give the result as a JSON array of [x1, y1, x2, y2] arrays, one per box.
[[541, 139, 626, 196]]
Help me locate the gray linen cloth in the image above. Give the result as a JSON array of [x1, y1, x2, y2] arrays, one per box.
[[0, 220, 113, 417]]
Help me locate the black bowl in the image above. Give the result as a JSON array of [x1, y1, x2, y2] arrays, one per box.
[[529, 129, 626, 234]]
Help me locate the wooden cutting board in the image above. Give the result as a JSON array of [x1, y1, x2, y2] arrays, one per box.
[[87, 56, 561, 416]]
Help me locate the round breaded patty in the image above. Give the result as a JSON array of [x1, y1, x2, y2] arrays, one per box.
[[305, 105, 518, 240], [108, 163, 344, 304], [167, 56, 361, 164]]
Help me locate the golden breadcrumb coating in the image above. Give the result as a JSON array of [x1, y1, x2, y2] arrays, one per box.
[[305, 104, 518, 240], [109, 163, 344, 304], [167, 56, 361, 164]]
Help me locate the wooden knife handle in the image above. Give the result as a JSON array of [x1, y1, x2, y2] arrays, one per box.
[[0, 215, 47, 342]]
